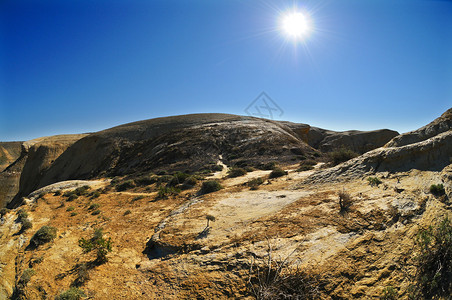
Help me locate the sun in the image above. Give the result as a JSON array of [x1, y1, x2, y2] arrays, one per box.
[[281, 11, 311, 39]]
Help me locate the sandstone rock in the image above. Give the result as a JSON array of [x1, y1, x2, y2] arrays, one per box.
[[385, 107, 452, 147]]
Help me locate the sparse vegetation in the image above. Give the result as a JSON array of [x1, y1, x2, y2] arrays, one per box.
[[367, 176, 382, 187], [327, 147, 358, 166], [19, 268, 36, 286], [269, 167, 287, 179], [168, 172, 190, 186], [54, 190, 62, 196], [66, 194, 78, 202], [17, 208, 28, 221], [206, 214, 216, 227], [91, 209, 101, 215], [181, 176, 197, 189], [116, 180, 135, 191], [21, 218, 32, 231], [258, 162, 277, 170], [429, 183, 445, 197], [247, 177, 264, 190], [88, 203, 99, 210], [71, 212, 78, 217], [248, 246, 320, 299], [380, 286, 397, 300], [135, 175, 158, 186], [200, 180, 222, 194], [30, 225, 57, 247], [55, 287, 86, 300], [132, 195, 145, 202], [338, 191, 353, 212], [66, 206, 75, 211], [297, 159, 316, 172], [156, 186, 180, 200], [413, 216, 452, 299], [124, 210, 131, 215], [78, 228, 113, 263], [228, 167, 247, 178], [89, 190, 101, 199]]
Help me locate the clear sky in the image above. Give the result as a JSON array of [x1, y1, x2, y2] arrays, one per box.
[[1, 0, 451, 141]]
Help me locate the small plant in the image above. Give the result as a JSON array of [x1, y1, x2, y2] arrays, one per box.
[[258, 162, 277, 170], [132, 195, 145, 202], [66, 206, 75, 212], [78, 228, 112, 263], [168, 172, 190, 186], [269, 167, 287, 179], [21, 219, 32, 231], [124, 210, 131, 215], [17, 208, 28, 221], [228, 167, 247, 178], [66, 194, 78, 202], [156, 186, 180, 200], [380, 286, 397, 300], [200, 180, 222, 194], [91, 209, 101, 215], [54, 190, 62, 196], [55, 287, 86, 300], [297, 159, 316, 172], [328, 147, 358, 166], [181, 176, 197, 189], [116, 180, 135, 191], [367, 176, 382, 187], [206, 215, 216, 227], [90, 190, 101, 199], [413, 216, 452, 299], [430, 184, 445, 197], [248, 245, 320, 299], [338, 191, 352, 212], [30, 226, 57, 247], [74, 186, 90, 196], [247, 177, 264, 190], [71, 212, 78, 217], [88, 203, 100, 210], [19, 268, 36, 286], [135, 175, 158, 186]]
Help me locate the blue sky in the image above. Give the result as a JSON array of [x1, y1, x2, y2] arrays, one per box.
[[1, 0, 451, 141]]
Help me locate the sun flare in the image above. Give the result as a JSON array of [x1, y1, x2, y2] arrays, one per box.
[[281, 11, 311, 39]]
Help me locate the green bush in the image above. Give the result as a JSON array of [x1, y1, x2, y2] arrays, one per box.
[[269, 168, 287, 179], [75, 186, 90, 196], [247, 177, 264, 190], [338, 191, 352, 212], [182, 176, 197, 188], [380, 286, 397, 300], [88, 203, 99, 210], [116, 180, 135, 191], [258, 162, 277, 170], [78, 229, 112, 263], [19, 268, 35, 285], [430, 184, 445, 197], [168, 172, 190, 186], [66, 194, 78, 202], [17, 208, 28, 221], [228, 167, 247, 178], [132, 195, 145, 202], [135, 175, 157, 186], [414, 216, 452, 299], [200, 180, 222, 194], [89, 190, 101, 199], [21, 219, 32, 231], [71, 212, 78, 217], [297, 159, 317, 172], [327, 147, 358, 166], [66, 206, 75, 212], [91, 209, 101, 215], [156, 186, 180, 200], [55, 287, 86, 300], [367, 177, 382, 187], [31, 226, 57, 247]]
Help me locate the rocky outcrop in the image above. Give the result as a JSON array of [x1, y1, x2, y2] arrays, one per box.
[[385, 108, 451, 147], [16, 114, 317, 202], [6, 134, 87, 208], [308, 108, 452, 183], [307, 127, 399, 154], [0, 142, 22, 172]]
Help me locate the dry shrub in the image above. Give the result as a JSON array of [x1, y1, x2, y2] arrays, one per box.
[[338, 191, 352, 213]]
